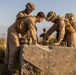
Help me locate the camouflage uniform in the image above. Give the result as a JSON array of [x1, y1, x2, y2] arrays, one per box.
[[5, 16, 37, 70], [16, 2, 35, 43], [5, 2, 35, 70], [64, 13, 76, 47], [44, 11, 76, 47], [5, 11, 45, 74]]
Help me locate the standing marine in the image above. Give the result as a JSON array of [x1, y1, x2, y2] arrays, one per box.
[[5, 11, 45, 73]]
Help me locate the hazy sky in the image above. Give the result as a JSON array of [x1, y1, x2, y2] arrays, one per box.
[[0, 0, 76, 36]]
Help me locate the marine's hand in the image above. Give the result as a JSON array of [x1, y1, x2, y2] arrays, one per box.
[[54, 42, 60, 46]]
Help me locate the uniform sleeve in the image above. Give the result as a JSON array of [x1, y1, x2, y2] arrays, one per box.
[[44, 24, 58, 40], [58, 19, 65, 43], [28, 19, 37, 44]]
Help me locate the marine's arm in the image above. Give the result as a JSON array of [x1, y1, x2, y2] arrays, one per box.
[[28, 19, 37, 44], [54, 19, 65, 45], [43, 24, 57, 40]]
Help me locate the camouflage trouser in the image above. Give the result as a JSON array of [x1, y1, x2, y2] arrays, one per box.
[[5, 28, 20, 70]]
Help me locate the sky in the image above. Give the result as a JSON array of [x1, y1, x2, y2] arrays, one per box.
[[0, 0, 76, 37]]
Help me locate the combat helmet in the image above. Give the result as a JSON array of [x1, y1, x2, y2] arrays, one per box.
[[26, 2, 35, 11], [65, 13, 75, 21], [46, 11, 57, 22]]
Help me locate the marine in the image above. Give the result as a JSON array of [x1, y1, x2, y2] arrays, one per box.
[[44, 11, 76, 47], [5, 2, 36, 68], [5, 11, 45, 73], [39, 28, 50, 45]]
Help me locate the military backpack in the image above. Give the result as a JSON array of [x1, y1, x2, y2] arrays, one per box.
[[16, 17, 29, 36]]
